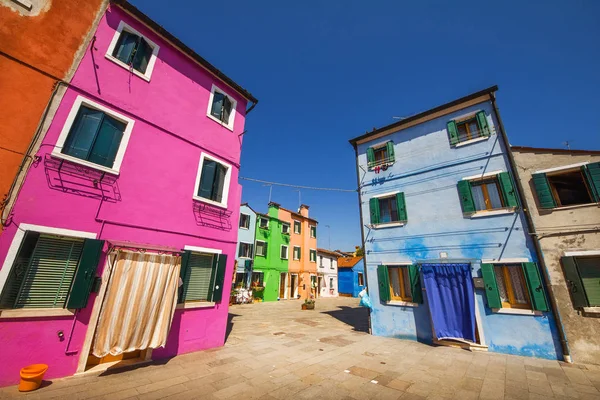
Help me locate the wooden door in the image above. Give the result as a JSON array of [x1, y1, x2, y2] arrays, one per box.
[[279, 273, 286, 298]]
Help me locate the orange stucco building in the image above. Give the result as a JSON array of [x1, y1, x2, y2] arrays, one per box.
[[278, 204, 318, 300], [0, 0, 105, 227]]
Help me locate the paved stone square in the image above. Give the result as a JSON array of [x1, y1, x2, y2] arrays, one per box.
[[2, 297, 600, 399]]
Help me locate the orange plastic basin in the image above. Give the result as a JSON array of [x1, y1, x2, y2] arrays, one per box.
[[18, 364, 48, 392]]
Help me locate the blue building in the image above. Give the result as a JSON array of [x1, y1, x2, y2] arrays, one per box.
[[235, 203, 257, 288], [337, 256, 365, 297], [350, 86, 563, 360]]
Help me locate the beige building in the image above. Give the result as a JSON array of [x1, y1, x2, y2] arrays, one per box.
[[512, 146, 600, 365]]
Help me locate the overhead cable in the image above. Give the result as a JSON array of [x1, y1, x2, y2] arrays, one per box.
[[239, 177, 357, 192]]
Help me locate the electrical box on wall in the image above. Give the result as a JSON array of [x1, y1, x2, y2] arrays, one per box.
[[473, 277, 485, 289]]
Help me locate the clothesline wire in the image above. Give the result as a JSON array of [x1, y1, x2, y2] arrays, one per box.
[[239, 177, 357, 192]]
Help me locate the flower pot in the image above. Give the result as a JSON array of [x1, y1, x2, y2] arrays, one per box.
[[18, 364, 48, 392], [302, 303, 315, 310]]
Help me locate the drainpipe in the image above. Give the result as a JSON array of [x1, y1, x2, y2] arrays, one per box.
[[352, 145, 372, 334], [490, 93, 572, 363]]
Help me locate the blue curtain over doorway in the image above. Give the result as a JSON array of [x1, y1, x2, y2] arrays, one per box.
[[421, 263, 476, 342]]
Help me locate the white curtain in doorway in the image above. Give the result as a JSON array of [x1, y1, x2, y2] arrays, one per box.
[[92, 251, 181, 357]]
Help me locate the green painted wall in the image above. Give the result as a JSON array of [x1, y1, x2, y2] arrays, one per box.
[[253, 204, 290, 301]]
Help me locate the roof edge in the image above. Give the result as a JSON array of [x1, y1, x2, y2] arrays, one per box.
[[511, 146, 600, 155], [349, 85, 498, 146]]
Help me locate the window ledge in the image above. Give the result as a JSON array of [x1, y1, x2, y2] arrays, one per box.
[[176, 301, 215, 310], [105, 54, 152, 82], [582, 307, 600, 315], [372, 222, 406, 229], [50, 151, 120, 175], [491, 308, 542, 316], [453, 136, 490, 148], [192, 196, 227, 209], [206, 113, 234, 132], [547, 203, 599, 212], [0, 308, 75, 319], [386, 300, 419, 307], [470, 208, 516, 219]]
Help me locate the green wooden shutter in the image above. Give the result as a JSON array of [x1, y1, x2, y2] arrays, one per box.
[[212, 254, 228, 303], [481, 263, 502, 309], [476, 111, 490, 137], [572, 257, 600, 307], [522, 262, 548, 312], [367, 147, 375, 168], [497, 172, 518, 208], [457, 180, 476, 213], [386, 141, 395, 163], [561, 257, 589, 308], [408, 264, 422, 304], [447, 120, 459, 145], [178, 250, 191, 303], [369, 197, 380, 225], [66, 239, 104, 309], [582, 162, 600, 202], [377, 265, 390, 303], [532, 173, 557, 209], [396, 192, 407, 222], [182, 253, 214, 302]]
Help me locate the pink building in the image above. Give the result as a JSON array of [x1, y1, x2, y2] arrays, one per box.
[[0, 1, 257, 386]]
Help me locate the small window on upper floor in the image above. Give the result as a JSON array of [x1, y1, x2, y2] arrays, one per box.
[[282, 223, 290, 235], [239, 213, 250, 229], [532, 163, 600, 210], [106, 21, 159, 81], [310, 225, 316, 238], [457, 172, 518, 215], [293, 220, 301, 234], [193, 153, 232, 208], [447, 111, 490, 146], [259, 217, 269, 229], [367, 141, 395, 170], [369, 192, 407, 226], [207, 85, 237, 131]]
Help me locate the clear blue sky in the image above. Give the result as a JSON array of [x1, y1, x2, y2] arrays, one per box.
[[131, 0, 600, 251]]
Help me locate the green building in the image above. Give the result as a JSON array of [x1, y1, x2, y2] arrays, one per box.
[[252, 204, 289, 301]]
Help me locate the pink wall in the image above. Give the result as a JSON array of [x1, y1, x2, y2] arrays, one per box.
[[0, 5, 249, 386]]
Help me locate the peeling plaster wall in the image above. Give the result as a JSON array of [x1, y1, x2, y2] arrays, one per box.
[[357, 101, 562, 360], [512, 150, 600, 364]]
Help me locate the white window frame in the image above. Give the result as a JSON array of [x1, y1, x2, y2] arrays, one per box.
[[239, 213, 250, 229], [310, 249, 317, 263], [0, 223, 97, 318], [238, 242, 253, 259], [255, 240, 267, 257], [282, 223, 290, 234], [259, 217, 269, 229], [206, 84, 237, 131], [310, 225, 316, 238], [534, 162, 590, 175], [193, 152, 232, 209], [280, 245, 289, 260], [105, 20, 160, 82], [51, 95, 135, 175], [293, 246, 301, 261], [293, 220, 301, 234]]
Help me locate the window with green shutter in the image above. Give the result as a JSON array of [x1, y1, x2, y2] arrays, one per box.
[[377, 265, 391, 303], [0, 233, 88, 309], [179, 251, 224, 303], [370, 193, 407, 225], [447, 111, 491, 146], [310, 225, 317, 238], [367, 141, 395, 169], [561, 256, 600, 307], [387, 265, 421, 304], [458, 172, 518, 214], [310, 249, 317, 263], [533, 163, 600, 210]]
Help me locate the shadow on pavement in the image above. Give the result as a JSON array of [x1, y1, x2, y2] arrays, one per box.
[[225, 313, 240, 343], [320, 306, 369, 333]]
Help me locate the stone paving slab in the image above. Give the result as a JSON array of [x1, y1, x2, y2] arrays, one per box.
[[2, 297, 600, 399]]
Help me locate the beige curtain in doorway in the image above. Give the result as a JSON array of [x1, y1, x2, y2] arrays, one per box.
[[92, 251, 181, 357]]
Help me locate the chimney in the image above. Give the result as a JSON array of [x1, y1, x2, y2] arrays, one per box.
[[298, 204, 309, 217]]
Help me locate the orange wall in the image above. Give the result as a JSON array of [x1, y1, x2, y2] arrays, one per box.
[[0, 0, 104, 218]]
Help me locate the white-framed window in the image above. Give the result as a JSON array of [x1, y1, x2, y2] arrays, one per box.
[[105, 21, 160, 82], [319, 255, 323, 267], [239, 213, 250, 229], [206, 84, 237, 131], [293, 220, 301, 234], [238, 242, 253, 259], [259, 217, 269, 229], [309, 249, 317, 263], [0, 224, 97, 311], [51, 95, 135, 175], [282, 223, 290, 234], [280, 245, 289, 260], [255, 241, 267, 257], [310, 225, 316, 238], [193, 152, 232, 208], [293, 246, 301, 260]]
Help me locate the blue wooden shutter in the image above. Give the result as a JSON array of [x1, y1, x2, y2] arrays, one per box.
[[366, 147, 375, 168], [481, 263, 502, 309], [66, 239, 104, 309], [212, 254, 228, 303], [377, 265, 390, 303], [386, 142, 395, 163], [62, 106, 103, 161], [211, 92, 225, 119], [497, 172, 518, 208], [476, 111, 490, 137], [522, 262, 548, 311], [222, 96, 232, 124], [532, 173, 557, 209], [561, 257, 588, 308], [88, 115, 126, 168], [198, 159, 217, 199], [369, 198, 380, 224], [582, 162, 600, 202], [113, 31, 139, 64], [408, 265, 422, 303], [457, 180, 476, 213], [132, 37, 151, 74], [447, 120, 459, 145]]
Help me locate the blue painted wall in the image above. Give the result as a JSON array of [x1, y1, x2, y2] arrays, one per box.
[[338, 259, 365, 297], [236, 204, 256, 273], [356, 100, 562, 360]]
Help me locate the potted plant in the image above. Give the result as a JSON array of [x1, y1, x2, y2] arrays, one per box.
[[252, 286, 265, 302], [301, 295, 315, 310]]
